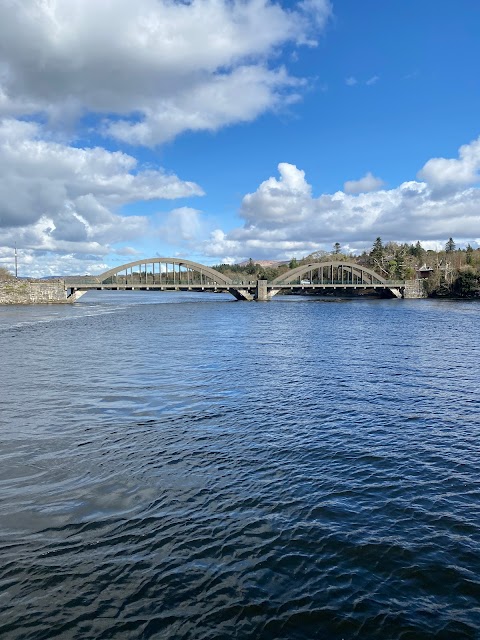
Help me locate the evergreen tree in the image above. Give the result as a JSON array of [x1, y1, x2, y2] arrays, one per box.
[[289, 257, 298, 269], [333, 242, 341, 254], [453, 268, 479, 297], [445, 237, 456, 252], [466, 244, 474, 265], [370, 237, 384, 266], [410, 240, 425, 261], [246, 258, 256, 275], [393, 247, 407, 279]]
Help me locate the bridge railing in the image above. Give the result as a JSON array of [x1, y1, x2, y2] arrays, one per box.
[[273, 280, 406, 286], [63, 278, 406, 287], [63, 276, 100, 285]]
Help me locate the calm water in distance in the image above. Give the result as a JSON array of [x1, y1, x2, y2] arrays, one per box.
[[0, 291, 479, 639]]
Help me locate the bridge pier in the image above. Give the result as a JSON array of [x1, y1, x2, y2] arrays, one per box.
[[229, 280, 279, 301], [255, 280, 268, 301]]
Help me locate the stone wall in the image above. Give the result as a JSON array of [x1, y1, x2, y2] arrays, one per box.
[[0, 280, 71, 304], [403, 280, 428, 299]]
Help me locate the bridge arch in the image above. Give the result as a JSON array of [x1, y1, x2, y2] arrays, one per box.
[[96, 258, 233, 286], [272, 261, 387, 286]]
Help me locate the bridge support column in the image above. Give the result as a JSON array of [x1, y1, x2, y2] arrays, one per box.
[[229, 288, 254, 301], [267, 287, 281, 300], [387, 287, 403, 299], [66, 288, 88, 302], [255, 280, 268, 301]]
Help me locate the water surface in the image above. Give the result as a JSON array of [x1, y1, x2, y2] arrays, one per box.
[[1, 292, 479, 639]]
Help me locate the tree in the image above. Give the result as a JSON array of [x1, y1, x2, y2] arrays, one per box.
[[445, 237, 456, 252], [257, 267, 279, 281], [424, 271, 451, 297], [453, 267, 479, 297], [466, 244, 474, 265], [370, 237, 384, 266], [333, 242, 341, 254], [390, 246, 407, 279], [289, 257, 298, 269], [410, 240, 425, 261], [0, 267, 14, 280], [246, 258, 256, 275]]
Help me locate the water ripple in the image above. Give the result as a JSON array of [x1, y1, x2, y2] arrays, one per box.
[[0, 293, 479, 639]]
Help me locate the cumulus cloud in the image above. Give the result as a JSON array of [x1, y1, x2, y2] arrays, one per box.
[[0, 243, 110, 279], [0, 118, 203, 274], [344, 172, 385, 194], [202, 141, 480, 262], [106, 66, 303, 146], [157, 207, 211, 246], [366, 75, 379, 86], [418, 136, 480, 192], [345, 76, 357, 86], [0, 0, 332, 145], [241, 163, 312, 226]]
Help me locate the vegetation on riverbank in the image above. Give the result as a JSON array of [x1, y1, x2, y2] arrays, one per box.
[[213, 238, 480, 298], [0, 267, 14, 281]]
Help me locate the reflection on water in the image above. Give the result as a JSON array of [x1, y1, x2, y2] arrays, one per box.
[[1, 291, 479, 639]]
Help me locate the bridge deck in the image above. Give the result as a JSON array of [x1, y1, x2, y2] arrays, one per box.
[[66, 282, 405, 291]]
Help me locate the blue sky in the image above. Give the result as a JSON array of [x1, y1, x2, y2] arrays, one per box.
[[0, 0, 479, 276]]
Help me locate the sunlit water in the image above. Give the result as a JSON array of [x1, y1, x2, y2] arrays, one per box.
[[1, 291, 479, 639]]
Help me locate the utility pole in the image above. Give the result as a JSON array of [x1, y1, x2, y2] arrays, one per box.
[[14, 243, 18, 278]]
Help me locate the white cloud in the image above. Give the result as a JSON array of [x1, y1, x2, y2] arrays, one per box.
[[345, 75, 379, 88], [0, 118, 203, 274], [344, 172, 385, 194], [157, 207, 210, 245], [241, 163, 312, 226], [1, 249, 111, 279], [202, 143, 480, 262], [106, 66, 303, 146], [114, 246, 141, 257], [0, 0, 332, 145], [0, 0, 334, 275], [418, 136, 480, 192]]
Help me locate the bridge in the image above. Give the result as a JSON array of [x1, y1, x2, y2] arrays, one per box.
[[64, 258, 406, 301]]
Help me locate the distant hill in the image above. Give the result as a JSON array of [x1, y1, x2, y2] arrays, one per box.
[[237, 259, 284, 267]]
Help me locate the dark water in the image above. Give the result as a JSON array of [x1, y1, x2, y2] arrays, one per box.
[[1, 292, 479, 639]]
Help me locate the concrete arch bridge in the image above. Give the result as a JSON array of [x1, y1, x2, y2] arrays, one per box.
[[64, 258, 405, 301]]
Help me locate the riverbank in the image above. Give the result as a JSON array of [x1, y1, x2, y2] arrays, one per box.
[[0, 279, 73, 304]]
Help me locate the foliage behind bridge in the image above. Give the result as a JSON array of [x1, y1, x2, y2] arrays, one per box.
[[213, 238, 480, 298]]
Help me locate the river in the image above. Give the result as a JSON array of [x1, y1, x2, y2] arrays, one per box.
[[0, 291, 479, 639]]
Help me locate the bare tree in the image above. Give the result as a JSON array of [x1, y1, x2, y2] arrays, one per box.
[[0, 267, 14, 281]]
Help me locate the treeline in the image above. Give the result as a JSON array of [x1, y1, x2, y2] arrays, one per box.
[[214, 237, 480, 297], [212, 259, 291, 282], [357, 237, 480, 297]]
